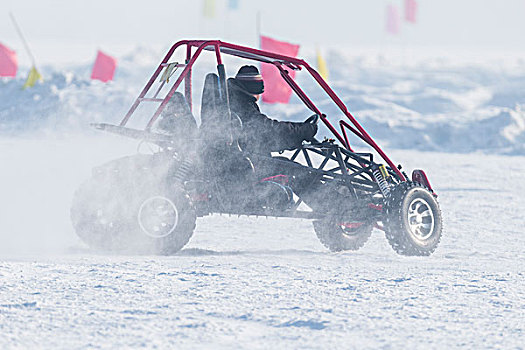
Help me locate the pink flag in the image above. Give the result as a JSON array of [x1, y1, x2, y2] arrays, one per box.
[[91, 50, 117, 82], [0, 43, 18, 77], [260, 35, 300, 104], [386, 4, 400, 35], [405, 0, 417, 23]]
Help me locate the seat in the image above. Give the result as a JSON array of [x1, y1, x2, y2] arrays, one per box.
[[156, 92, 198, 139], [199, 73, 231, 143]]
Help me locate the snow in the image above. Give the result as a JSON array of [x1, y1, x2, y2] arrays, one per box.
[[0, 47, 524, 348], [0, 147, 524, 348]]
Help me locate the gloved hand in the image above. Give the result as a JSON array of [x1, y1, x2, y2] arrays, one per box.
[[301, 122, 318, 141]]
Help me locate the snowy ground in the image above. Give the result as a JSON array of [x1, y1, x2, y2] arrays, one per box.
[[0, 135, 523, 349], [0, 47, 524, 348]]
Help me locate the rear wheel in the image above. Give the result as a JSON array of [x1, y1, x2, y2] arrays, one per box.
[[313, 220, 373, 252], [70, 155, 196, 255], [133, 189, 196, 255], [383, 182, 442, 256]]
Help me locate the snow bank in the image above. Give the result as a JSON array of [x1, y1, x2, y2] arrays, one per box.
[[1, 46, 524, 154]]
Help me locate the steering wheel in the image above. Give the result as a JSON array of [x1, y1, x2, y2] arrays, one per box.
[[304, 113, 320, 125]]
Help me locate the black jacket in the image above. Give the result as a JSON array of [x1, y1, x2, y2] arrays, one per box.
[[228, 78, 316, 155]]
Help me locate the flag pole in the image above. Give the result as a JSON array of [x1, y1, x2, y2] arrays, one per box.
[[9, 12, 37, 67], [256, 11, 261, 47]]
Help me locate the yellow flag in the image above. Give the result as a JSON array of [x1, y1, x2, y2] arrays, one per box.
[[316, 49, 329, 82], [203, 0, 215, 18], [23, 66, 43, 89]]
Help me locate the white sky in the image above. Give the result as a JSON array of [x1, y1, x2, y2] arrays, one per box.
[[2, 0, 525, 64]]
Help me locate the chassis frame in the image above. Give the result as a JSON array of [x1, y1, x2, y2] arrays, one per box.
[[94, 39, 434, 222], [81, 39, 443, 256]]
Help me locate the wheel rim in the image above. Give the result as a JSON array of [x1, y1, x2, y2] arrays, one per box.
[[407, 198, 435, 240], [138, 196, 179, 238]]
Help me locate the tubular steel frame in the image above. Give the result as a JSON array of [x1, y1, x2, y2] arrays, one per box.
[[119, 40, 406, 181]]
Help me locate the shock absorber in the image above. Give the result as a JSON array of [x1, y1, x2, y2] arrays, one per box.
[[173, 158, 193, 185], [372, 164, 391, 197]]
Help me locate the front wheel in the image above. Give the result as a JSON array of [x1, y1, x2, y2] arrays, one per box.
[[383, 182, 442, 256]]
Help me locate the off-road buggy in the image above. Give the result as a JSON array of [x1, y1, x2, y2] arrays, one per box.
[[71, 40, 442, 256]]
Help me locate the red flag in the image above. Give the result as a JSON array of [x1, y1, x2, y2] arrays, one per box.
[[91, 50, 117, 82], [386, 4, 400, 35], [405, 0, 417, 23], [260, 35, 300, 104], [0, 43, 18, 77]]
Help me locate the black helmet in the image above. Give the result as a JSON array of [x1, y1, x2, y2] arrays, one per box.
[[235, 65, 264, 95]]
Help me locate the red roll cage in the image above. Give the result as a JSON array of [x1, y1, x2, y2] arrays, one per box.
[[119, 40, 405, 180]]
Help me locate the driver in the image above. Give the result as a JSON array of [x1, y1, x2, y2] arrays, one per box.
[[228, 65, 317, 157]]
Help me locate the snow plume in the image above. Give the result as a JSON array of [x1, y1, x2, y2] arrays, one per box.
[[0, 134, 138, 255]]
